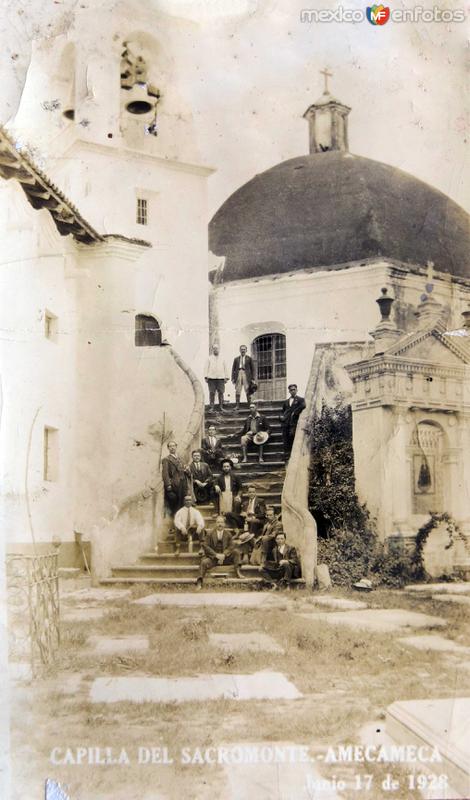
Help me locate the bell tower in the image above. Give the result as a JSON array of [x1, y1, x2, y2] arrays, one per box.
[[120, 41, 161, 138], [303, 68, 351, 154]]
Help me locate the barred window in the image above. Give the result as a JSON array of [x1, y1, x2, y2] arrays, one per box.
[[135, 314, 162, 346], [44, 427, 59, 481], [136, 197, 148, 225]]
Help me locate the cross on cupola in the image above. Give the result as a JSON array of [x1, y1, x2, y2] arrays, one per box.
[[320, 66, 333, 94], [303, 68, 351, 154]]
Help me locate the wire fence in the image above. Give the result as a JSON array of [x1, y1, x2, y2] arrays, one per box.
[[6, 551, 60, 678]]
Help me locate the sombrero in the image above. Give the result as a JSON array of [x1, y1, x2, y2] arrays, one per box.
[[253, 431, 269, 445], [238, 531, 255, 544], [353, 578, 373, 592]]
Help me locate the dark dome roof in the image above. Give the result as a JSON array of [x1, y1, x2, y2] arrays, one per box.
[[209, 151, 470, 282]]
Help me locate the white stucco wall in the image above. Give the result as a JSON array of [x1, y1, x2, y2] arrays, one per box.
[[0, 190, 202, 573], [53, 143, 211, 381], [0, 183, 78, 547], [212, 260, 470, 399]]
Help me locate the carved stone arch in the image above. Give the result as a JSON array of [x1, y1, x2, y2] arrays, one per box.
[[410, 419, 447, 514]]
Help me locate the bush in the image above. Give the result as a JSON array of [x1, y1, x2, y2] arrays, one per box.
[[310, 404, 415, 588], [316, 527, 415, 588]]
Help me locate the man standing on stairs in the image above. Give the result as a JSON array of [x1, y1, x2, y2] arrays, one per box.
[[240, 402, 270, 463], [197, 515, 243, 587], [174, 495, 205, 556], [204, 343, 229, 413], [280, 384, 306, 460], [214, 459, 242, 529], [231, 344, 255, 409], [162, 441, 190, 514]]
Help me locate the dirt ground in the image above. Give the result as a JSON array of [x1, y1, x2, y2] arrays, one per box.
[[9, 586, 470, 800]]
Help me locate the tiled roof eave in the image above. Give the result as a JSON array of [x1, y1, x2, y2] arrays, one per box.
[[0, 126, 103, 245]]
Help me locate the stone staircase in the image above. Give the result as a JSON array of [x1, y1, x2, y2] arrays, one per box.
[[102, 400, 292, 588]]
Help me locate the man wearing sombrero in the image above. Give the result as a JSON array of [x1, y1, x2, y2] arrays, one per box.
[[240, 402, 271, 463]]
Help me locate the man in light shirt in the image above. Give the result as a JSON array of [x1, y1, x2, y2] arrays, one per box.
[[174, 495, 205, 555], [204, 343, 229, 413]]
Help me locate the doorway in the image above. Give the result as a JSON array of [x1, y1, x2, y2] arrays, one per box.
[[252, 333, 286, 401]]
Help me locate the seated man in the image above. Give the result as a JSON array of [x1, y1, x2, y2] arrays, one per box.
[[188, 450, 213, 504], [201, 424, 225, 470], [241, 485, 267, 536], [240, 402, 270, 464], [260, 531, 301, 589], [250, 505, 282, 566], [173, 495, 205, 556], [197, 515, 242, 587], [214, 459, 242, 529]]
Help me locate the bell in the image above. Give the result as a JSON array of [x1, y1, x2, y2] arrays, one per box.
[[125, 83, 156, 116]]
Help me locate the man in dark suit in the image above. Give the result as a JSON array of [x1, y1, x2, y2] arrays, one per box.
[[200, 424, 225, 470], [161, 441, 190, 514], [240, 485, 267, 536], [197, 516, 242, 587], [280, 384, 306, 459], [214, 459, 242, 528], [250, 505, 281, 566], [231, 345, 255, 409], [261, 531, 301, 589], [188, 450, 213, 504], [240, 402, 271, 463]]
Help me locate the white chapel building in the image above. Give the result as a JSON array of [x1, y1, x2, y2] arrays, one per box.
[[0, 5, 211, 578]]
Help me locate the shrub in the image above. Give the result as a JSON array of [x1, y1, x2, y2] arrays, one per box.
[[310, 403, 415, 588]]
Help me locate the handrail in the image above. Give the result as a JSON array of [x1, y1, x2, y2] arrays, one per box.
[[281, 347, 327, 588], [167, 345, 205, 461]]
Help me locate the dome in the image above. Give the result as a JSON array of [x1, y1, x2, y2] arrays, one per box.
[[209, 151, 470, 283]]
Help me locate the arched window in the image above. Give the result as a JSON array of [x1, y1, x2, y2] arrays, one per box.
[[135, 314, 162, 347]]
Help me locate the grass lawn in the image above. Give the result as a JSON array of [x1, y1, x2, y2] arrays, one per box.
[[10, 587, 470, 799]]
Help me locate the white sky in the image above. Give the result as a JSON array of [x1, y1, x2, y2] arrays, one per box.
[[0, 0, 468, 218]]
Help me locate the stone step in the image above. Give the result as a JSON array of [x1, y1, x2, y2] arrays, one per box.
[[214, 459, 285, 470], [112, 565, 201, 578], [140, 552, 200, 564], [101, 577, 260, 588], [223, 440, 285, 456], [208, 425, 283, 436], [101, 576, 306, 589], [206, 402, 284, 413]]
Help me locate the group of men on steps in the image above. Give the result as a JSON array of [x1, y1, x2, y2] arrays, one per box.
[[160, 343, 306, 589]]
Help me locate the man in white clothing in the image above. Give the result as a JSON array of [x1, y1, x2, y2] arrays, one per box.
[[174, 495, 205, 555], [204, 343, 229, 413]]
